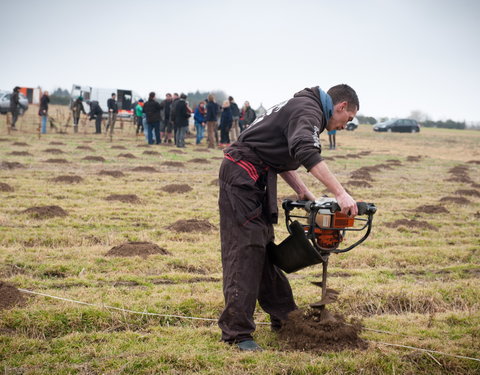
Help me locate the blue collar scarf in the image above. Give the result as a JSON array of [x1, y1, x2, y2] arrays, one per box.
[[318, 87, 333, 123]]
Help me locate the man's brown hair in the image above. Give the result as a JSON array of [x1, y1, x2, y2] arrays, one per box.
[[327, 84, 359, 111]]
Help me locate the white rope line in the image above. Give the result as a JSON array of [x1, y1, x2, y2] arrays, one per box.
[[18, 288, 480, 362], [370, 341, 480, 362]]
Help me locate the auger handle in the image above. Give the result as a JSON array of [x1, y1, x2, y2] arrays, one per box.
[[331, 202, 377, 215], [283, 199, 377, 216]]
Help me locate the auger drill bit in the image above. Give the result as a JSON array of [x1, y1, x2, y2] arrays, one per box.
[[310, 258, 339, 309]]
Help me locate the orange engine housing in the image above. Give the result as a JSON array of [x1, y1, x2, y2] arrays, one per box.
[[309, 212, 355, 249]]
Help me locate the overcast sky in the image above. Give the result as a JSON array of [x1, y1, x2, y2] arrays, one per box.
[[2, 0, 479, 123]]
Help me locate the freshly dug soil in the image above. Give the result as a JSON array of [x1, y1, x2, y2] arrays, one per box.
[[161, 184, 192, 193], [406, 155, 422, 162], [467, 160, 480, 165], [98, 170, 125, 178], [82, 156, 106, 162], [439, 196, 471, 204], [454, 189, 480, 198], [143, 150, 160, 155], [106, 241, 170, 258], [345, 153, 361, 159], [43, 148, 64, 154], [0, 182, 14, 192], [347, 180, 372, 188], [105, 194, 140, 203], [472, 183, 480, 189], [51, 175, 83, 184], [118, 153, 137, 159], [189, 158, 210, 164], [278, 308, 367, 352], [0, 138, 9, 142], [415, 204, 449, 214], [131, 166, 158, 172], [12, 142, 29, 146], [167, 219, 216, 233], [385, 219, 437, 231], [162, 161, 185, 168], [112, 145, 127, 150], [210, 178, 219, 186], [22, 205, 68, 219], [169, 149, 185, 154], [9, 151, 32, 156], [350, 170, 373, 181], [194, 148, 211, 152], [1, 161, 26, 169], [211, 156, 223, 160], [386, 159, 402, 164], [447, 176, 473, 184], [0, 281, 25, 310], [49, 141, 65, 146], [449, 166, 469, 175], [76, 145, 94, 151], [44, 158, 69, 164]]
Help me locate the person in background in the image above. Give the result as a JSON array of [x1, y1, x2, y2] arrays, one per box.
[[160, 93, 173, 143], [10, 86, 21, 129], [135, 99, 144, 135], [170, 93, 180, 144], [143, 92, 162, 145], [39, 91, 50, 134], [194, 101, 206, 145], [206, 94, 219, 149], [88, 100, 104, 134], [243, 101, 256, 129], [328, 129, 337, 150], [174, 93, 191, 148], [71, 96, 86, 133], [219, 100, 232, 147], [228, 96, 240, 142], [106, 93, 118, 135]]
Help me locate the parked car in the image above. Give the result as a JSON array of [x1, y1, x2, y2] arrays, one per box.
[[373, 119, 420, 133], [346, 117, 359, 131], [0, 91, 29, 115]]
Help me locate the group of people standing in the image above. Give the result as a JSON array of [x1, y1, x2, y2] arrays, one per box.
[[135, 92, 258, 149]]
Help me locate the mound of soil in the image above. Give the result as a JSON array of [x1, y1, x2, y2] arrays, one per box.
[[22, 205, 68, 219], [358, 151, 371, 156], [9, 151, 32, 156], [386, 159, 402, 164], [439, 196, 471, 204], [105, 194, 140, 203], [210, 178, 219, 186], [472, 183, 480, 189], [447, 176, 473, 183], [415, 204, 449, 214], [345, 153, 361, 159], [385, 219, 437, 231], [0, 281, 25, 310], [353, 166, 382, 174], [467, 160, 480, 165], [350, 171, 373, 181], [454, 189, 480, 198], [194, 148, 211, 152], [143, 150, 160, 155], [82, 156, 106, 162], [131, 166, 158, 172], [189, 158, 210, 164], [375, 163, 394, 170], [449, 165, 469, 175], [1, 161, 26, 169], [106, 241, 170, 258], [76, 145, 94, 151], [211, 156, 224, 160], [118, 153, 137, 159], [162, 161, 185, 168], [167, 219, 216, 233], [406, 155, 422, 162], [51, 175, 83, 184], [0, 138, 9, 142], [278, 308, 367, 352], [169, 149, 185, 154], [49, 141, 65, 146], [98, 170, 125, 178], [347, 180, 372, 188], [0, 182, 14, 192], [12, 142, 29, 146], [44, 158, 69, 164], [43, 148, 64, 154], [161, 184, 192, 193], [112, 145, 127, 150]]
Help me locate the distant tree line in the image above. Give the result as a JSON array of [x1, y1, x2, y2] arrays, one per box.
[[185, 90, 227, 109], [49, 88, 71, 106], [356, 115, 377, 125], [421, 119, 466, 129]]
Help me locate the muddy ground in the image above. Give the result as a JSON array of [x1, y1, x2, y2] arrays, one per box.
[[278, 308, 367, 352], [106, 242, 170, 258]]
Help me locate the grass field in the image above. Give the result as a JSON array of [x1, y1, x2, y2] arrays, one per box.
[[1, 108, 479, 374]]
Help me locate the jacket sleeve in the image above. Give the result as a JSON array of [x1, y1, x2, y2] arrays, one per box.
[[285, 114, 323, 171]]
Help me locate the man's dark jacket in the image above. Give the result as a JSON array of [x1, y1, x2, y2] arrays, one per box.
[[206, 101, 218, 121], [174, 99, 190, 128], [143, 99, 162, 123], [236, 87, 327, 173], [107, 98, 118, 113], [10, 91, 19, 112]]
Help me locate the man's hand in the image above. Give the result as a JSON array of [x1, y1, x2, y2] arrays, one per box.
[[335, 191, 358, 217]]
